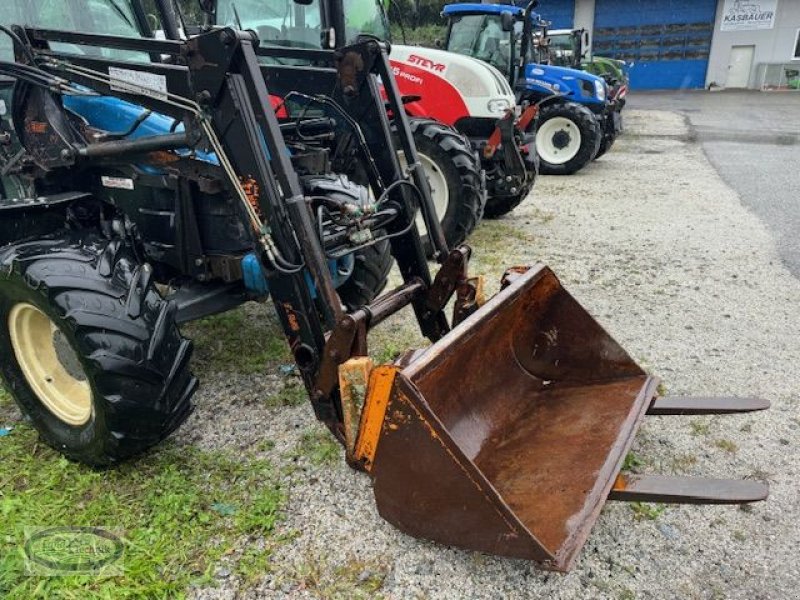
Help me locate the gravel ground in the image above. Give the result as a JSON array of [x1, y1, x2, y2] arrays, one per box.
[[178, 108, 800, 599]]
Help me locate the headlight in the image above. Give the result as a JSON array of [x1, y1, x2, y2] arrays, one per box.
[[594, 79, 606, 101], [444, 63, 490, 97], [487, 98, 512, 114]]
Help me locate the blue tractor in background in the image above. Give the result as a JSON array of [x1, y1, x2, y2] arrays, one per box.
[[442, 1, 621, 175]]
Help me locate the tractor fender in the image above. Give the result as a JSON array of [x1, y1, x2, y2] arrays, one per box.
[[387, 57, 469, 126], [400, 98, 431, 119], [0, 193, 85, 249]]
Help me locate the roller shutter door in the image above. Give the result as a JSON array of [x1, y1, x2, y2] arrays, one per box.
[[537, 0, 576, 30], [592, 0, 716, 90]]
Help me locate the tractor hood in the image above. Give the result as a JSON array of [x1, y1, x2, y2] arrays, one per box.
[[522, 63, 608, 105], [390, 44, 517, 120]]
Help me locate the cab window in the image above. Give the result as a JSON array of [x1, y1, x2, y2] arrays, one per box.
[[0, 0, 148, 62]]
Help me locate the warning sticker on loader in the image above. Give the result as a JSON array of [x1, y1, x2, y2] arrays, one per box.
[[101, 176, 134, 190], [109, 67, 168, 101]]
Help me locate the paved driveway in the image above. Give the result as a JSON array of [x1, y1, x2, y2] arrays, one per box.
[[628, 90, 800, 278]]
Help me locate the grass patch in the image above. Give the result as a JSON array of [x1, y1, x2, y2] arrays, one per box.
[[0, 384, 11, 407], [713, 438, 738, 454], [372, 342, 402, 365], [470, 220, 532, 247], [622, 451, 644, 472], [618, 589, 636, 600], [469, 221, 537, 275], [0, 424, 283, 599], [183, 305, 291, 374], [290, 429, 341, 466], [629, 502, 665, 521], [266, 381, 307, 409], [689, 419, 711, 436], [291, 554, 388, 599], [528, 207, 555, 224], [669, 453, 698, 473]]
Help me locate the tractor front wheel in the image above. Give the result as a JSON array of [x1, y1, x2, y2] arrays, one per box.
[[301, 174, 394, 310], [397, 118, 484, 255], [535, 102, 601, 175], [0, 232, 196, 466]]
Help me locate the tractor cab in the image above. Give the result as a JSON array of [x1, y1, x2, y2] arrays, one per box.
[[546, 27, 629, 106], [545, 28, 587, 70], [211, 0, 390, 48], [442, 3, 525, 81]]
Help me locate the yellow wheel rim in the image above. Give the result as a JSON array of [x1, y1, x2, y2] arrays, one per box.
[[8, 303, 92, 426]]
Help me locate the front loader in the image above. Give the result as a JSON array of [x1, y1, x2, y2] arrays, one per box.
[[0, 0, 768, 572]]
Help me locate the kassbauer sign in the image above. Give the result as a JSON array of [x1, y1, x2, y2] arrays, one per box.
[[720, 0, 778, 31]]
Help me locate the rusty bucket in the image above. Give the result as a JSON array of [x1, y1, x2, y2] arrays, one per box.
[[351, 264, 654, 570], [343, 263, 767, 570]]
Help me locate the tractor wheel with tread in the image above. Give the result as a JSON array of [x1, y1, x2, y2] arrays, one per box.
[[337, 240, 393, 311], [0, 231, 196, 466], [484, 194, 526, 219], [396, 118, 484, 255], [594, 130, 616, 160], [301, 174, 394, 310], [535, 102, 601, 175], [483, 180, 533, 219]]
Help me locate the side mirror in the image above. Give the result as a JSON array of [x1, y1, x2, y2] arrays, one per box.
[[501, 12, 514, 32], [582, 31, 590, 56], [434, 38, 442, 48]]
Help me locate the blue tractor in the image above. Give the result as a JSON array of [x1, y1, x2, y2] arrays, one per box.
[[442, 1, 620, 175]]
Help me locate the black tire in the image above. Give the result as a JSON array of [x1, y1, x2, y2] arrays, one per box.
[[482, 130, 538, 219], [535, 102, 602, 175], [594, 111, 620, 160], [0, 231, 196, 466], [594, 130, 615, 160], [301, 174, 394, 310], [336, 240, 393, 310], [483, 192, 527, 219], [398, 118, 484, 254]]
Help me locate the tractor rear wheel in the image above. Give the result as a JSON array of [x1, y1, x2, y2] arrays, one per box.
[[535, 102, 601, 175], [0, 231, 196, 466], [397, 118, 484, 255]]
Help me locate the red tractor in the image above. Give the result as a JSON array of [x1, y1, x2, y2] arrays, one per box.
[[388, 44, 539, 219]]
